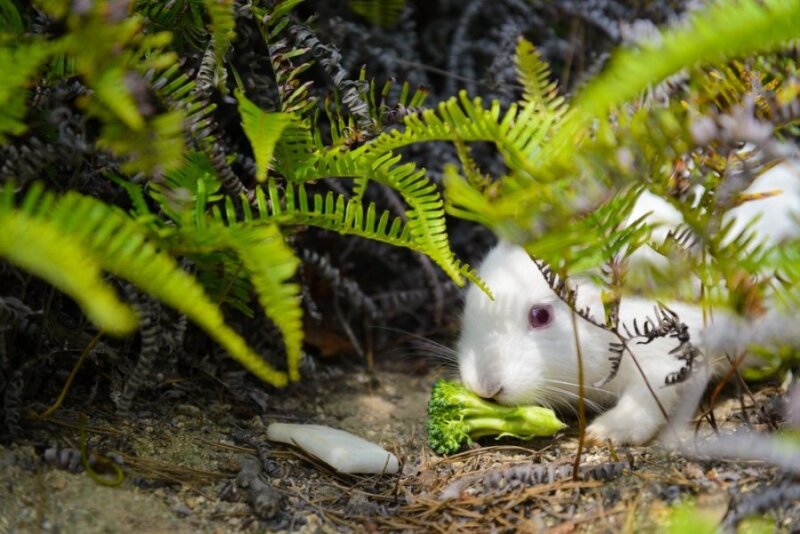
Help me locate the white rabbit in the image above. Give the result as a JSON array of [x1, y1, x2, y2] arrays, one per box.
[[456, 161, 800, 445]]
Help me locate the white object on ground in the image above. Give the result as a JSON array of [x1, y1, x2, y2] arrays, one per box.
[[266, 423, 400, 475]]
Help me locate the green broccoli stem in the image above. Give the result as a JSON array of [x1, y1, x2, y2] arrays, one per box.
[[450, 388, 565, 439], [456, 391, 511, 414], [464, 406, 566, 439]]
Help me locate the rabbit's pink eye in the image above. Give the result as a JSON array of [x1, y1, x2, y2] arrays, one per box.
[[528, 304, 554, 329]]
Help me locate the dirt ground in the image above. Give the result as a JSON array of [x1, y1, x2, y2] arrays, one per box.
[[0, 364, 797, 533]]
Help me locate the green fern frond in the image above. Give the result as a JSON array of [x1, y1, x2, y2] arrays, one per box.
[[250, 178, 495, 303], [0, 41, 54, 142], [63, 13, 176, 126], [273, 118, 320, 178], [552, 0, 800, 162], [148, 164, 305, 380], [320, 75, 429, 200], [765, 240, 800, 308], [148, 162, 252, 317], [515, 37, 565, 117], [224, 224, 303, 381], [0, 90, 27, 144], [397, 79, 428, 109], [322, 95, 353, 148], [453, 139, 492, 193], [152, 64, 218, 144], [149, 151, 222, 224], [17, 184, 290, 387], [172, 217, 303, 381], [48, 9, 184, 175], [217, 181, 415, 249], [335, 76, 428, 144], [46, 53, 76, 80], [442, 164, 497, 229], [136, 0, 207, 49], [445, 44, 800, 255], [364, 92, 557, 181], [261, 135, 487, 290], [298, 148, 466, 284], [236, 89, 292, 182], [0, 0, 23, 34], [445, 1, 800, 240], [348, 0, 405, 27], [520, 187, 647, 274], [0, 195, 138, 336], [149, 64, 221, 185], [194, 251, 256, 316], [455, 259, 494, 299], [106, 172, 157, 223], [98, 110, 186, 175], [256, 3, 317, 116], [93, 66, 145, 130], [240, 175, 492, 298], [225, 176, 494, 301], [271, 0, 305, 20], [202, 0, 235, 87]]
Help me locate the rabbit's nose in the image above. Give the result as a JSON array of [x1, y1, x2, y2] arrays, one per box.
[[491, 387, 505, 402], [473, 381, 503, 400]]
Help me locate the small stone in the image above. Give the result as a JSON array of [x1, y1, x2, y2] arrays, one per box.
[[50, 474, 68, 490], [185, 495, 205, 509], [684, 462, 705, 479], [175, 404, 202, 417], [173, 503, 193, 517], [266, 423, 400, 474]]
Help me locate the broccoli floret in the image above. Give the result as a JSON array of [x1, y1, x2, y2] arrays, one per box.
[[427, 379, 566, 454]]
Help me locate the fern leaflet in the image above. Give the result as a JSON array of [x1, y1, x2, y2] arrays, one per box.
[[216, 181, 414, 249], [0, 0, 23, 34], [364, 92, 557, 181], [548, 0, 800, 169], [348, 0, 405, 27], [0, 41, 54, 141], [0, 190, 138, 335], [203, 0, 236, 78], [236, 90, 292, 182], [225, 225, 303, 381], [515, 37, 565, 118], [17, 184, 291, 387]]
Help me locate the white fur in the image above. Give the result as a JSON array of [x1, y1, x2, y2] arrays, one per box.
[[457, 161, 800, 445]]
